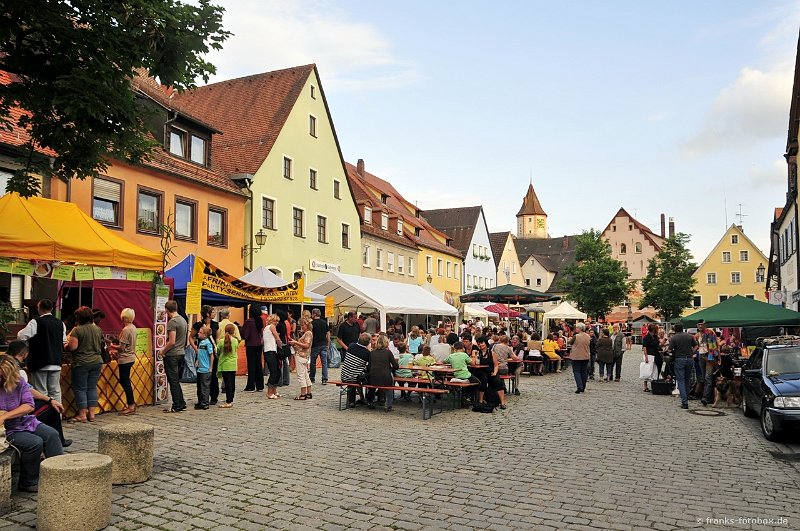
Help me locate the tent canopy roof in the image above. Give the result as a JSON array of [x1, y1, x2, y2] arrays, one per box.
[[543, 301, 588, 320], [460, 283, 559, 304], [307, 272, 457, 317], [680, 295, 800, 328], [0, 193, 162, 270]]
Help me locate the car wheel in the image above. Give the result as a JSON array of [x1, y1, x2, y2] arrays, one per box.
[[742, 394, 757, 418], [761, 407, 782, 441]]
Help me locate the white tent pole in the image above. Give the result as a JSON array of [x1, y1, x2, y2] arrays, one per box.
[[380, 310, 387, 334]]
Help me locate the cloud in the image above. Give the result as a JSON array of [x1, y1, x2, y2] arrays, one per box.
[[204, 0, 420, 90], [749, 158, 786, 188], [683, 64, 792, 156]]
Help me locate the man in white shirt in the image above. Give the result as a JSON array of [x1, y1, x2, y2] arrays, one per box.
[[17, 299, 67, 402]]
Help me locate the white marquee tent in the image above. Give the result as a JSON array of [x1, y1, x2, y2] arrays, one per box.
[[542, 301, 587, 332], [306, 272, 458, 329], [241, 266, 326, 304]]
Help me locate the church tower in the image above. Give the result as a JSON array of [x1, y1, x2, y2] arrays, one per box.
[[516, 183, 547, 238]]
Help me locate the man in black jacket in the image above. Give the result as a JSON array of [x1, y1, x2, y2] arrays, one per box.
[[17, 299, 66, 402]]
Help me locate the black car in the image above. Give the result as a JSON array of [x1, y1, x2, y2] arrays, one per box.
[[741, 337, 800, 441]]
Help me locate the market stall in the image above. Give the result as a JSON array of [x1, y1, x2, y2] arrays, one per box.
[[0, 192, 163, 416], [542, 301, 587, 334], [306, 272, 458, 331]]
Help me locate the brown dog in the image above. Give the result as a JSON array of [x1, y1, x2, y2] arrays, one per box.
[[712, 376, 740, 407]]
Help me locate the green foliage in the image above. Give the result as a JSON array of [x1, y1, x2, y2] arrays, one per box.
[[0, 0, 231, 196], [641, 233, 697, 322], [557, 229, 629, 320], [0, 301, 17, 338]]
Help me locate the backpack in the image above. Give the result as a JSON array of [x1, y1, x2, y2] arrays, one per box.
[[472, 403, 495, 413]]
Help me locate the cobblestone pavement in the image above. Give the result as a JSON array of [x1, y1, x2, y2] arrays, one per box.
[[2, 345, 800, 530]]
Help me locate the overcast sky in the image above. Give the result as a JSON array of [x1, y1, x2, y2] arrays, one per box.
[[205, 0, 800, 263]]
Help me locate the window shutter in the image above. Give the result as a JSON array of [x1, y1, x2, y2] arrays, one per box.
[[94, 178, 120, 201]]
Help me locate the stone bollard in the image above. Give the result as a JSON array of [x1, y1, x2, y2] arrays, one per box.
[[0, 448, 13, 515], [38, 453, 112, 531], [97, 422, 154, 485]]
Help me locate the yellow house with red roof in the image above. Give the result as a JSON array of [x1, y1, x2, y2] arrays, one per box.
[[172, 65, 361, 283]]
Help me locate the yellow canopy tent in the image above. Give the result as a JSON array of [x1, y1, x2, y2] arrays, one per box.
[[0, 192, 162, 270]]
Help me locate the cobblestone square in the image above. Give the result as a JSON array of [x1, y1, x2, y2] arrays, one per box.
[[3, 346, 799, 530]]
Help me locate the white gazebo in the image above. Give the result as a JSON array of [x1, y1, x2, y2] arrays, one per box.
[[306, 272, 458, 330], [542, 301, 587, 332]]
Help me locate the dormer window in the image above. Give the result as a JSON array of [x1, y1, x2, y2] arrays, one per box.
[[415, 210, 421, 218], [364, 206, 372, 224], [169, 128, 186, 157], [397, 220, 403, 236], [381, 213, 389, 230], [190, 135, 206, 165], [381, 194, 388, 204], [168, 126, 208, 166]]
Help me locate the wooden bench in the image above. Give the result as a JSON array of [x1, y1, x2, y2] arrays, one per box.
[[327, 381, 448, 420], [443, 380, 479, 407], [499, 374, 516, 394], [522, 359, 544, 375]]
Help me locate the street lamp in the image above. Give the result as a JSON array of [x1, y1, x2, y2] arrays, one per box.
[[241, 229, 267, 257], [756, 263, 766, 283], [426, 274, 432, 284]]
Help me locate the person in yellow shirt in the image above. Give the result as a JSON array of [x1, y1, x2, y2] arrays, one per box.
[[542, 333, 562, 373]]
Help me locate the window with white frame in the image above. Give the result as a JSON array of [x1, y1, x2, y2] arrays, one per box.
[[472, 243, 478, 257], [408, 257, 415, 276], [333, 180, 341, 199], [293, 207, 304, 237], [376, 249, 383, 269], [707, 272, 716, 284], [283, 156, 292, 179], [731, 234, 738, 244], [341, 223, 350, 249], [309, 168, 318, 190], [387, 253, 394, 272], [262, 197, 275, 229], [381, 213, 388, 230], [467, 274, 472, 288], [512, 262, 516, 273], [731, 271, 741, 284], [739, 250, 749, 262], [426, 256, 432, 274], [634, 242, 642, 254], [454, 263, 459, 279], [309, 114, 317, 137], [437, 258, 443, 276], [92, 177, 123, 227], [446, 261, 452, 278], [362, 245, 370, 267], [398, 255, 404, 274], [317, 215, 327, 243], [397, 219, 403, 235], [364, 206, 372, 224], [722, 251, 731, 263]]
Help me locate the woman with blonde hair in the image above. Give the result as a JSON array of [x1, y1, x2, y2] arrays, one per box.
[[406, 326, 424, 355], [289, 317, 313, 400], [110, 308, 137, 415], [215, 323, 240, 408], [0, 354, 63, 491]]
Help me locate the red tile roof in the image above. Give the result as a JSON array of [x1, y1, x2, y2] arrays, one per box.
[[346, 161, 462, 259], [170, 65, 315, 176], [0, 71, 57, 157]]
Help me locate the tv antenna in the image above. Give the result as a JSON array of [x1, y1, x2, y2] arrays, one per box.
[[735, 203, 747, 228]]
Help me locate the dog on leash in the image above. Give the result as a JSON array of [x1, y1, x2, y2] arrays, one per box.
[[712, 375, 740, 408]]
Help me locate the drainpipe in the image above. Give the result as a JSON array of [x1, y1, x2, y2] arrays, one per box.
[[247, 181, 255, 272]]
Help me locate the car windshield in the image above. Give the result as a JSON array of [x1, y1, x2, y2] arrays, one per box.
[[766, 348, 800, 376]]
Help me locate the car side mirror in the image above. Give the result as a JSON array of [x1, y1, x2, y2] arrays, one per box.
[[744, 368, 761, 377]]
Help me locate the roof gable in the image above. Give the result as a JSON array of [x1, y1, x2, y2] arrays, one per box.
[[693, 224, 768, 275], [602, 207, 665, 251], [489, 231, 512, 267], [171, 65, 315, 176], [421, 206, 483, 255]]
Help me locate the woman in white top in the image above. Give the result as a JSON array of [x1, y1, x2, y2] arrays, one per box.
[[262, 314, 283, 399]]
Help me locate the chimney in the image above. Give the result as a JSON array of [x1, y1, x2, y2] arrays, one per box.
[[668, 217, 675, 238], [660, 214, 665, 238], [357, 158, 365, 177], [562, 236, 569, 251]]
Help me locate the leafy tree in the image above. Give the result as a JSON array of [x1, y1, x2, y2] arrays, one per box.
[[640, 233, 697, 322], [0, 0, 231, 196], [558, 229, 629, 320]]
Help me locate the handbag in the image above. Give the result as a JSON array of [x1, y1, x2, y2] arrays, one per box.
[[281, 344, 292, 359], [100, 340, 111, 364]]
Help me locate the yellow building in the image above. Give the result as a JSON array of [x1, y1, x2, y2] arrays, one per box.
[[173, 65, 362, 283], [489, 232, 525, 286], [516, 183, 548, 239], [686, 224, 768, 314]]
